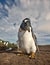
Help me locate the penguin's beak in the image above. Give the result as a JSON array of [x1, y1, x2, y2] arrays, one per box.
[[27, 26, 30, 32], [26, 22, 31, 32]]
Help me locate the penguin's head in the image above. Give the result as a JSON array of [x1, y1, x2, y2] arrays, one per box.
[[20, 18, 31, 32]]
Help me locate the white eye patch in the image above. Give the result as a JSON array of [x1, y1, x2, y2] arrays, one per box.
[[24, 20, 28, 22]]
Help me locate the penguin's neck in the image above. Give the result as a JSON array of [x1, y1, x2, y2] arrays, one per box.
[[23, 27, 32, 37]]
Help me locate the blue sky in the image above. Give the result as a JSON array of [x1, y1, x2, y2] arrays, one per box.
[[0, 0, 50, 45]]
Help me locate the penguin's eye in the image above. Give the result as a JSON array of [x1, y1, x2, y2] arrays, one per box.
[[24, 22, 27, 26]]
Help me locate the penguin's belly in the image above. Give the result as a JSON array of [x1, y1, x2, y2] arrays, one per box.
[[23, 31, 33, 46], [19, 30, 36, 53], [23, 31, 33, 52]]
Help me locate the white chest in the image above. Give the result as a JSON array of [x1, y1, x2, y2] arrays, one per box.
[[23, 31, 33, 42], [18, 30, 33, 42]]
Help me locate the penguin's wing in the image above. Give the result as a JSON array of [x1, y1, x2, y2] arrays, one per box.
[[31, 27, 39, 52], [31, 27, 37, 46]]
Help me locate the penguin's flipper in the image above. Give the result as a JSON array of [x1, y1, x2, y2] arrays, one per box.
[[31, 27, 38, 50]]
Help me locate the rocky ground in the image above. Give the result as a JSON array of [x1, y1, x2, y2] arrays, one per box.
[[0, 45, 50, 65]]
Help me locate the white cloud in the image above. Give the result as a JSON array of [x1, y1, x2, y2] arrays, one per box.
[[5, 26, 15, 32], [5, 4, 9, 10], [45, 12, 50, 20], [44, 0, 50, 11], [0, 27, 5, 30], [0, 3, 3, 8], [0, 25, 15, 32], [37, 22, 50, 33], [20, 0, 31, 8]]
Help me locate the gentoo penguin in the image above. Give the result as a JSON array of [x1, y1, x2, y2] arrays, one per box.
[[18, 18, 37, 58]]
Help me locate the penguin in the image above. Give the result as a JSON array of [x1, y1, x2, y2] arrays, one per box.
[[18, 18, 37, 58]]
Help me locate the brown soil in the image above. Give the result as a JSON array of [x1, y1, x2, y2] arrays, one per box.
[[0, 45, 50, 65]]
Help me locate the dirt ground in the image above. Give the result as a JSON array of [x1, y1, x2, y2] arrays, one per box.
[[0, 45, 50, 65]]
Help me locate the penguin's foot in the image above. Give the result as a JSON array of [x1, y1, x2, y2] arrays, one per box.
[[29, 52, 35, 59]]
